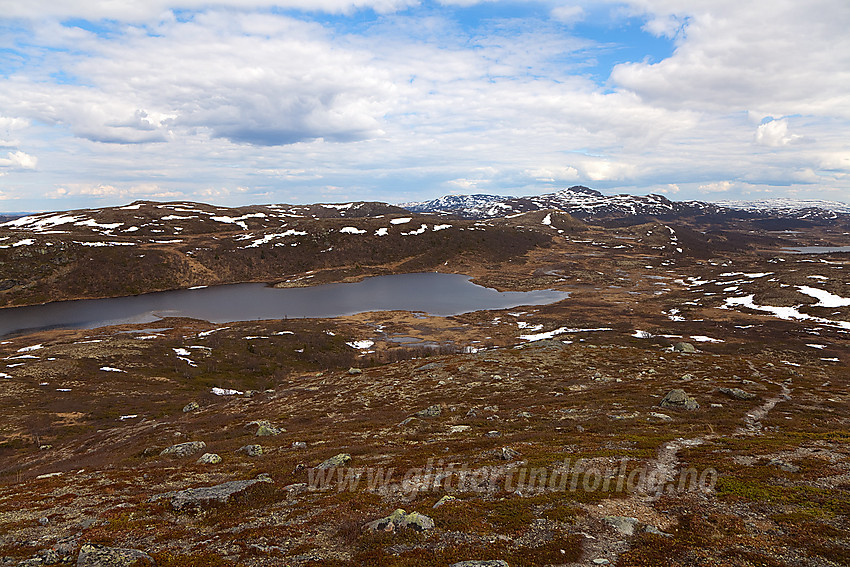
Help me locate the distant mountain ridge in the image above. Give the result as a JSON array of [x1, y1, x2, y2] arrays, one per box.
[[401, 186, 850, 221]]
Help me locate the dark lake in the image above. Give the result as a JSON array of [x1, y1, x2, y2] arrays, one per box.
[[0, 272, 569, 337]]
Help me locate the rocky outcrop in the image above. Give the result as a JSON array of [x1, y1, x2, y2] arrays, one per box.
[[316, 453, 351, 469], [364, 509, 435, 532], [76, 543, 154, 566], [152, 475, 273, 511]]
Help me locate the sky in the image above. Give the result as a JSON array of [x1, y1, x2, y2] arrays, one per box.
[[0, 0, 848, 212]]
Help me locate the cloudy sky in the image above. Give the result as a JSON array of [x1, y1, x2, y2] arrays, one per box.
[[0, 0, 848, 211]]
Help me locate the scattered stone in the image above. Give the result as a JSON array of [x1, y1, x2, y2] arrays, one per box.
[[415, 404, 442, 418], [76, 543, 155, 566], [768, 458, 800, 473], [593, 560, 610, 565], [450, 561, 510, 567], [449, 425, 471, 434], [517, 411, 532, 418], [152, 475, 273, 511], [485, 430, 501, 438], [316, 453, 351, 469], [710, 403, 723, 408], [604, 515, 640, 536], [718, 387, 757, 400], [364, 509, 435, 532], [659, 389, 700, 410], [197, 453, 221, 464], [433, 495, 456, 508], [415, 362, 442, 372], [347, 367, 362, 375], [672, 342, 696, 353], [398, 417, 417, 427], [182, 401, 199, 413], [679, 373, 695, 381], [494, 447, 520, 461], [38, 517, 49, 526], [159, 440, 206, 458], [291, 441, 307, 449], [237, 444, 263, 457], [648, 412, 673, 422]]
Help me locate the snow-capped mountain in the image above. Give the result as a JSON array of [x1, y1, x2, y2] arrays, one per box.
[[401, 186, 728, 220], [714, 198, 850, 219]]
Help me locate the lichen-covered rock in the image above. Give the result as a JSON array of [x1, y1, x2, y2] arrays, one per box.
[[672, 342, 696, 353], [718, 387, 757, 400], [450, 561, 510, 567], [245, 420, 283, 436], [347, 367, 362, 375], [182, 401, 199, 413], [76, 543, 155, 566], [237, 444, 263, 457], [316, 453, 351, 469], [196, 452, 221, 464], [159, 441, 206, 458], [659, 389, 700, 410], [364, 509, 434, 532], [151, 475, 273, 511]]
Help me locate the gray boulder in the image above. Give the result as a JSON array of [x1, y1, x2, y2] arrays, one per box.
[[604, 515, 640, 536], [316, 453, 351, 469], [450, 562, 510, 567], [718, 387, 757, 400], [364, 509, 434, 532], [672, 342, 696, 353], [196, 453, 221, 464], [245, 420, 283, 436], [76, 543, 154, 566], [659, 389, 700, 410], [238, 444, 263, 457], [159, 441, 206, 458]]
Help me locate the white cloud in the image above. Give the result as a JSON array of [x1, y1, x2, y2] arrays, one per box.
[[755, 118, 800, 147], [0, 150, 37, 170], [551, 5, 585, 24], [46, 183, 181, 199], [0, 0, 420, 21], [698, 180, 734, 193]]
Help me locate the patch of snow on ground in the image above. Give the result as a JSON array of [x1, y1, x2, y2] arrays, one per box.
[[724, 295, 850, 330], [173, 348, 192, 356], [0, 373, 11, 379], [198, 327, 229, 337], [390, 217, 412, 224], [340, 226, 366, 234], [100, 367, 126, 372], [691, 336, 723, 343], [347, 340, 375, 349], [212, 387, 244, 396], [432, 224, 452, 231], [632, 330, 653, 338], [401, 224, 428, 236], [797, 286, 850, 307], [375, 227, 389, 236], [119, 415, 138, 420], [806, 344, 827, 349], [541, 213, 552, 225], [17, 344, 42, 353]]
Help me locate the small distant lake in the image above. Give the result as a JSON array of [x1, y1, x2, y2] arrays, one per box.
[[0, 273, 569, 337], [780, 246, 850, 254]]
